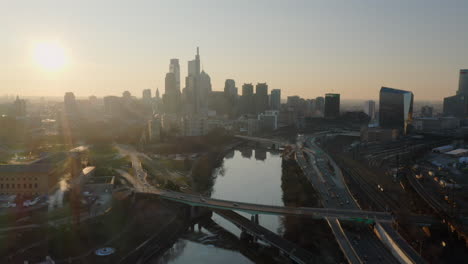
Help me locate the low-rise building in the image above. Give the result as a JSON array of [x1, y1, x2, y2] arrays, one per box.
[[361, 127, 399, 142], [258, 110, 279, 132], [413, 117, 460, 132]]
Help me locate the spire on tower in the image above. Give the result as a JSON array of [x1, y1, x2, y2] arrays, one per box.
[[197, 46, 199, 56]]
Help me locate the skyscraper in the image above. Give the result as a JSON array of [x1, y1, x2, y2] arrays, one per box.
[[164, 72, 180, 113], [324, 93, 340, 119], [184, 47, 207, 114], [188, 47, 201, 76], [457, 69, 468, 95], [241, 83, 254, 115], [13, 96, 26, 117], [224, 79, 238, 117], [444, 69, 468, 117], [64, 92, 77, 114], [379, 87, 413, 134], [255, 83, 269, 114], [169, 59, 180, 91], [270, 89, 281, 110], [315, 96, 325, 114], [142, 89, 152, 103], [363, 100, 376, 121]]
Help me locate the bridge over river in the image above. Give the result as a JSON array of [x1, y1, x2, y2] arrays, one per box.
[[136, 187, 393, 222]]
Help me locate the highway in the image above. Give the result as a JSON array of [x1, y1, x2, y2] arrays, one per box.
[[214, 209, 315, 264], [297, 135, 399, 264], [138, 187, 393, 221]]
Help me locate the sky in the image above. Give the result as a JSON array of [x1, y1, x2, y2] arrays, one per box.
[[0, 0, 467, 100]]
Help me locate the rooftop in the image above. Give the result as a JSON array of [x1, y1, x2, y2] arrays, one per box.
[[380, 86, 412, 94]]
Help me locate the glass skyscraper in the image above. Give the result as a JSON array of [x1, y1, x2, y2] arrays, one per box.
[[379, 87, 413, 134]]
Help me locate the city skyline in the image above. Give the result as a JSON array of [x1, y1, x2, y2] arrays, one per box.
[[1, 0, 468, 100]]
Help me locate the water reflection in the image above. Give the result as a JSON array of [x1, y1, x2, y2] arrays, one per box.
[[158, 147, 342, 263]]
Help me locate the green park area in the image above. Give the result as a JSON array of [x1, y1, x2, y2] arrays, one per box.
[[87, 145, 131, 176]]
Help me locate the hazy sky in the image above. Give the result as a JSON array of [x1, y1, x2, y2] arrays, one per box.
[[1, 0, 467, 100]]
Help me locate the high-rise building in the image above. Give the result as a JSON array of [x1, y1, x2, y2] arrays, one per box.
[[188, 47, 201, 76], [363, 100, 376, 121], [142, 89, 152, 103], [444, 69, 468, 117], [324, 93, 340, 119], [164, 72, 180, 113], [169, 59, 180, 91], [224, 79, 237, 96], [122, 91, 131, 99], [379, 87, 413, 134], [185, 47, 206, 114], [224, 79, 238, 116], [457, 69, 468, 95], [270, 89, 281, 110], [156, 88, 160, 100], [64, 92, 77, 114], [241, 83, 254, 115], [242, 83, 254, 96], [315, 96, 325, 114], [13, 96, 26, 117], [255, 83, 269, 114]]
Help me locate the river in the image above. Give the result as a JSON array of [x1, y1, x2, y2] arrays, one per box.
[[155, 146, 343, 264]]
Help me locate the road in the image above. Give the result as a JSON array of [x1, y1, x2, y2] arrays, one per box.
[[214, 209, 315, 264], [297, 136, 399, 264]]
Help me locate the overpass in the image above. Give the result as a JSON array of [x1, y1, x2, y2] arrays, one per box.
[[136, 188, 393, 222], [214, 209, 316, 264]]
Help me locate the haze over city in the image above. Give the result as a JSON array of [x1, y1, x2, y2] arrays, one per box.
[[2, 1, 468, 264], [2, 0, 468, 99]]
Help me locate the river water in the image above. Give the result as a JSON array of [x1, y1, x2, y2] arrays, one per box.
[[156, 146, 342, 264]]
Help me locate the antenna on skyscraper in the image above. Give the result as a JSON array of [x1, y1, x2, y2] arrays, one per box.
[[197, 46, 199, 56]]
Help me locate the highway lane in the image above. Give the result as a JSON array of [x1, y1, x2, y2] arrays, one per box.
[[299, 136, 399, 264], [214, 209, 315, 264]]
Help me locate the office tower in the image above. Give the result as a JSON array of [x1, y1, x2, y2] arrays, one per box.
[[188, 47, 201, 76], [324, 93, 340, 119], [224, 79, 238, 116], [199, 70, 212, 108], [315, 96, 325, 114], [142, 89, 152, 104], [169, 59, 180, 91], [122, 91, 131, 99], [255, 83, 269, 114], [164, 72, 180, 113], [185, 47, 206, 114], [13, 96, 26, 116], [457, 69, 468, 95], [224, 79, 237, 96], [420, 105, 433, 117], [363, 100, 376, 120], [270, 89, 281, 110], [156, 88, 160, 100], [64, 92, 77, 114], [103, 96, 122, 115], [444, 69, 468, 117], [241, 83, 254, 115], [379, 87, 413, 134], [242, 83, 254, 97]]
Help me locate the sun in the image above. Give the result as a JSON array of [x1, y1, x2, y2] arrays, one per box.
[[33, 41, 68, 71]]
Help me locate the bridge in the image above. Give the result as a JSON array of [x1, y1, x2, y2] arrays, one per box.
[[214, 209, 316, 264], [136, 188, 393, 222]]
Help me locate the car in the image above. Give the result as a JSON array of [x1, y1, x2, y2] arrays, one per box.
[[233, 203, 239, 207], [200, 198, 206, 202]]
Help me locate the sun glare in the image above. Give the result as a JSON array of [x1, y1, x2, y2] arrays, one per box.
[[33, 41, 68, 71]]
